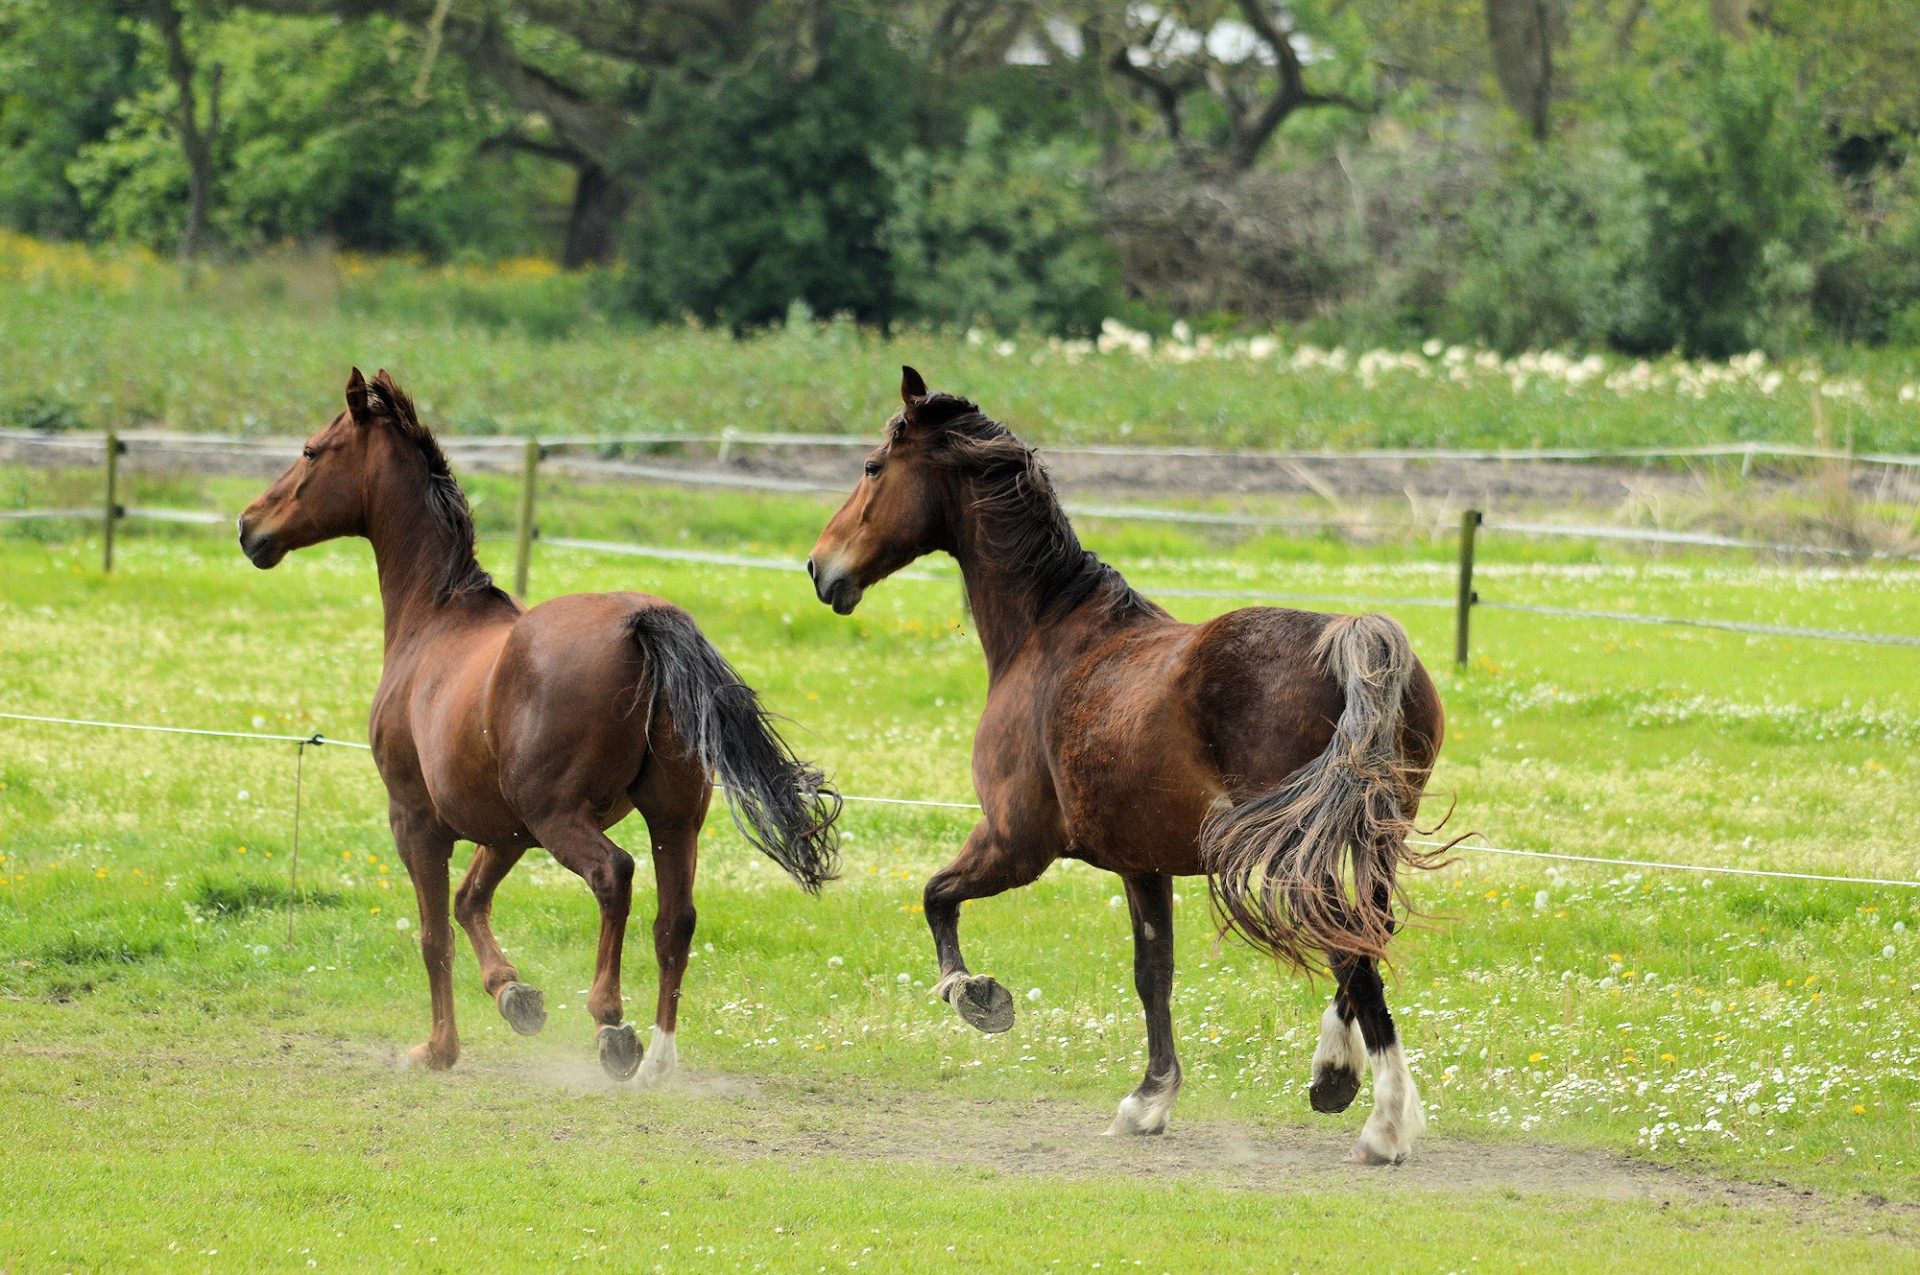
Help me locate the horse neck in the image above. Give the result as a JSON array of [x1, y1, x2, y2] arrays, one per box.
[[949, 485, 1098, 679], [364, 457, 470, 653]]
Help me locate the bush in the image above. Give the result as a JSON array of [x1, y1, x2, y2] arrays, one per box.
[[881, 112, 1117, 337], [621, 15, 917, 330], [1814, 158, 1920, 346], [1619, 35, 1838, 356], [1443, 143, 1659, 353]]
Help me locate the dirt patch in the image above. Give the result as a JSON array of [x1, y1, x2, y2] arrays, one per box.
[[485, 1053, 1916, 1237]]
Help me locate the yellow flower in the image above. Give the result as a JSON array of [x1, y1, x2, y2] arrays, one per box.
[[1659, 1052, 1676, 1063], [1852, 1104, 1867, 1114], [237, 846, 247, 855], [1528, 1052, 1544, 1062], [371, 907, 381, 914]]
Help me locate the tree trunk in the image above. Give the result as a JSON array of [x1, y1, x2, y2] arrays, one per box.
[[1483, 0, 1555, 142], [153, 0, 218, 259], [1710, 0, 1751, 40], [561, 163, 631, 268]]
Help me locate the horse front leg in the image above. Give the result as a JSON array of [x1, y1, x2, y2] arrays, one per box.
[[1107, 872, 1182, 1136], [454, 844, 546, 1037], [391, 804, 459, 1070], [925, 822, 1049, 1035]]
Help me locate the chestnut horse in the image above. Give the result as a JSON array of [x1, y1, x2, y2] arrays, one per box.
[[240, 369, 840, 1081], [809, 369, 1447, 1164]]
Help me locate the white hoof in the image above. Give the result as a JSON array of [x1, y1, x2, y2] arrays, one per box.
[[1104, 1080, 1180, 1136], [635, 1028, 678, 1089], [1350, 1041, 1425, 1165]]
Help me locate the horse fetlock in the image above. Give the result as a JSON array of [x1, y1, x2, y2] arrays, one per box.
[[406, 1039, 458, 1071], [496, 981, 547, 1036], [597, 1022, 643, 1082], [1349, 1042, 1424, 1165], [1105, 1076, 1181, 1136], [635, 1028, 679, 1089], [947, 974, 1015, 1034]]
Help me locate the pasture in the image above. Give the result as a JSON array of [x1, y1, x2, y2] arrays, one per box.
[[3, 446, 1918, 1269]]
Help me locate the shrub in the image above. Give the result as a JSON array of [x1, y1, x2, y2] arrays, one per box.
[[881, 111, 1117, 337]]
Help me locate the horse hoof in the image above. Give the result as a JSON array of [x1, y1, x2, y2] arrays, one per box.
[[1349, 1138, 1408, 1167], [1309, 1065, 1361, 1114], [951, 975, 1015, 1034], [497, 982, 547, 1037], [406, 1042, 455, 1071], [598, 1022, 643, 1082]]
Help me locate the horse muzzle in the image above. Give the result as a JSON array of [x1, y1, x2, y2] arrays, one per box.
[[237, 516, 284, 569], [806, 555, 863, 616]]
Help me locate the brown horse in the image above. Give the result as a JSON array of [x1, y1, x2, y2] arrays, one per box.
[[808, 368, 1448, 1163], [240, 368, 840, 1081]]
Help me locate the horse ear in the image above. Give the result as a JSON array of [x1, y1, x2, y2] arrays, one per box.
[[901, 365, 928, 410], [345, 367, 372, 424]]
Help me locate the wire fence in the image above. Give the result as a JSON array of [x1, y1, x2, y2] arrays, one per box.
[[2, 709, 1913, 892], [7, 431, 1920, 655]]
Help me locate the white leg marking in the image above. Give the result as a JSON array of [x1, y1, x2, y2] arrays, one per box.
[[635, 1027, 677, 1089], [1311, 1001, 1364, 1076], [1105, 1077, 1181, 1136], [1352, 1041, 1425, 1164], [931, 970, 966, 1004]]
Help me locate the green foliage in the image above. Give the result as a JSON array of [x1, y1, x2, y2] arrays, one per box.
[[0, 0, 140, 237], [1444, 143, 1658, 354], [621, 15, 918, 330], [59, 9, 565, 257], [1617, 35, 1838, 356], [189, 876, 342, 917], [881, 111, 1117, 336]]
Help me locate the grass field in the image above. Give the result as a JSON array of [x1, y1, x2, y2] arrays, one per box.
[[6, 234, 1920, 454], [3, 452, 1918, 1269]]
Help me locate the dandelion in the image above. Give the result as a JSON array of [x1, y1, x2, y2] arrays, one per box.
[[1528, 1052, 1544, 1062], [896, 973, 911, 985], [1027, 987, 1042, 1002], [1853, 1104, 1867, 1114], [371, 906, 381, 914], [1885, 946, 1898, 960], [396, 917, 411, 932]]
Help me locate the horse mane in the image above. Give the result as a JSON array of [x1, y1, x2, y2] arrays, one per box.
[[894, 394, 1162, 625], [365, 372, 508, 605]]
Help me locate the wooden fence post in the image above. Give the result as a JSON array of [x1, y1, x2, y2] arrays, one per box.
[[102, 432, 125, 573], [1454, 508, 1481, 668], [513, 437, 539, 599]]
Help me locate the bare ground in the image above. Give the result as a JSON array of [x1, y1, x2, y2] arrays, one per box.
[[468, 1049, 1920, 1241]]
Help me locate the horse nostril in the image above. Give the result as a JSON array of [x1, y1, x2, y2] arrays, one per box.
[[806, 557, 818, 582]]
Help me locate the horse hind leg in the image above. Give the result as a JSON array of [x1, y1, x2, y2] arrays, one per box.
[[531, 814, 643, 1082], [636, 818, 699, 1089], [455, 844, 546, 1036], [1106, 872, 1183, 1136], [1341, 956, 1426, 1165]]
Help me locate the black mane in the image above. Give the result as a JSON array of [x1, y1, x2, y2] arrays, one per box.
[[366, 374, 510, 606], [895, 395, 1162, 625]]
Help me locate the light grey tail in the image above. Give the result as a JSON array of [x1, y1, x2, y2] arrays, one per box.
[[1199, 613, 1442, 972], [626, 608, 842, 892]]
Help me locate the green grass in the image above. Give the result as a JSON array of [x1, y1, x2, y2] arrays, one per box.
[[4, 485, 1919, 1268], [6, 241, 1920, 453]]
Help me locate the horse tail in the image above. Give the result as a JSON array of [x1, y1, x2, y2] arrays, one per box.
[[1199, 613, 1445, 973], [625, 607, 842, 893]]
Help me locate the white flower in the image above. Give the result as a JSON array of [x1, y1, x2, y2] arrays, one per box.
[[896, 973, 911, 985], [827, 955, 844, 968], [396, 917, 411, 932], [1885, 946, 1898, 960], [1026, 987, 1042, 1002]]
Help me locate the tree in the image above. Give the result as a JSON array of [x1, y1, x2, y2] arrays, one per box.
[[149, 0, 221, 258], [1482, 0, 1561, 141]]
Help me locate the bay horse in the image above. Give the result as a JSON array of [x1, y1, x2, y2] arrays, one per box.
[[808, 368, 1448, 1164], [240, 368, 840, 1082]]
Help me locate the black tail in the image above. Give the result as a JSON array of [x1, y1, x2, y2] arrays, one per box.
[[625, 608, 842, 892], [1199, 613, 1445, 972]]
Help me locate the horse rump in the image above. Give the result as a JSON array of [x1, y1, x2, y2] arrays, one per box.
[[1199, 613, 1445, 972], [625, 607, 843, 892]]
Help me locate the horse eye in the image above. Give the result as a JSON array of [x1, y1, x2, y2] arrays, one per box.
[[863, 460, 882, 479], [302, 447, 317, 461]]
